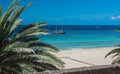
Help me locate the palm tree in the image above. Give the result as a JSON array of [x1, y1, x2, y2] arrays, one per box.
[[105, 47, 120, 64], [0, 0, 64, 74], [105, 29, 120, 64]]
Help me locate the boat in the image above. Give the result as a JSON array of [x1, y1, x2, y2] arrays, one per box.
[[54, 25, 66, 34], [54, 31, 65, 34]]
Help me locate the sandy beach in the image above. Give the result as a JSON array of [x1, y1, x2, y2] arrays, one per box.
[[56, 47, 117, 69]]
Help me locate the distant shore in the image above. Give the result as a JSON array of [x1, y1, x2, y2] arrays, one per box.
[[56, 47, 117, 69]]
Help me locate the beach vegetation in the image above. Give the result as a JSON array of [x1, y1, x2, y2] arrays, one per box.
[[0, 0, 64, 74], [105, 29, 120, 64]]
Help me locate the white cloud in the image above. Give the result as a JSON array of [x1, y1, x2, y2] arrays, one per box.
[[111, 15, 120, 20]]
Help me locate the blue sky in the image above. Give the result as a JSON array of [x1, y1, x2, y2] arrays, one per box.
[[1, 0, 120, 25]]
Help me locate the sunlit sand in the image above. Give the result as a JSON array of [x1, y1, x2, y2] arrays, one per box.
[[56, 47, 116, 69]]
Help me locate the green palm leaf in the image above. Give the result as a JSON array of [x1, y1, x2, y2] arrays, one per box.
[[105, 48, 120, 58], [29, 42, 59, 52], [112, 56, 120, 64], [18, 22, 46, 34], [16, 29, 48, 38], [105, 28, 120, 64], [12, 47, 35, 54], [0, 0, 64, 73]]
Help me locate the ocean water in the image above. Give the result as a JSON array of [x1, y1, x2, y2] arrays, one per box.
[[39, 25, 120, 50]]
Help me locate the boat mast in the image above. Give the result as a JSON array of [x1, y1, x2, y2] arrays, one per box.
[[61, 25, 63, 31]]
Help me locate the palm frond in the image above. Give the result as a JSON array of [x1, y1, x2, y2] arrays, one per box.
[[4, 41, 27, 51], [112, 53, 120, 58], [17, 22, 46, 34], [21, 37, 39, 42], [0, 0, 20, 29], [0, 0, 19, 42], [112, 56, 120, 64], [3, 1, 32, 42], [3, 19, 23, 41], [30, 53, 64, 68], [0, 0, 17, 26], [20, 64, 36, 73], [13, 47, 35, 54], [34, 55, 62, 68], [0, 51, 16, 64], [105, 48, 120, 58], [1, 61, 22, 74], [9, 19, 23, 35], [29, 42, 58, 52], [35, 50, 64, 64], [0, 0, 64, 73], [16, 29, 48, 39]]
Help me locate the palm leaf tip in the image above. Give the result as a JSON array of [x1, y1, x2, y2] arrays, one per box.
[[13, 47, 35, 54], [24, 1, 33, 9], [18, 23, 35, 33], [26, 29, 49, 36], [105, 48, 120, 58], [105, 52, 110, 58], [17, 22, 47, 35], [29, 42, 59, 52], [39, 21, 46, 26], [9, 19, 23, 33]]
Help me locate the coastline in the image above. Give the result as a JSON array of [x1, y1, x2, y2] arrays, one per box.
[[56, 47, 117, 69]]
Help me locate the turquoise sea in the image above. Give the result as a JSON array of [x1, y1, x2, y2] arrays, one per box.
[[40, 25, 120, 50]]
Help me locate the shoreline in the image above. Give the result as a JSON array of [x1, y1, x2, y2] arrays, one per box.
[[56, 47, 117, 69], [60, 46, 117, 51]]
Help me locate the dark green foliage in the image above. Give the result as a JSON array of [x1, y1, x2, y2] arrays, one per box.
[[106, 29, 120, 64], [0, 0, 64, 74]]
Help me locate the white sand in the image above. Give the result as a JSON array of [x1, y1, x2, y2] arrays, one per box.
[[56, 47, 117, 69]]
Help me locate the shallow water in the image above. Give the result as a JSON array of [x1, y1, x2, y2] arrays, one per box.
[[39, 25, 120, 50]]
